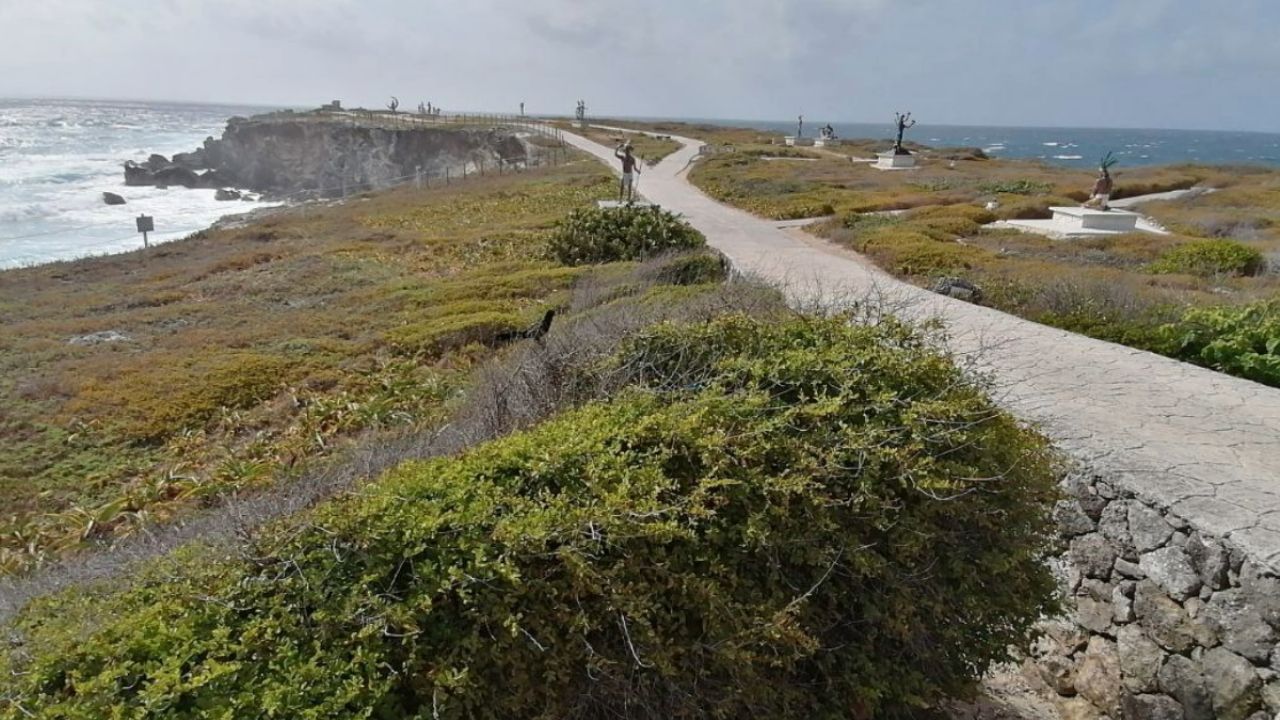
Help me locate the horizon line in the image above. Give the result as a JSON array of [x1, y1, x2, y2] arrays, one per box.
[[4, 95, 1280, 136]]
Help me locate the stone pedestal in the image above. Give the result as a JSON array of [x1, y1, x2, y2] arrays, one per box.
[[874, 152, 917, 169], [814, 137, 842, 148], [1050, 207, 1139, 233], [784, 136, 815, 147]]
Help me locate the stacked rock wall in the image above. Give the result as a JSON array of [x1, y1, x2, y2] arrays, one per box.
[[1031, 469, 1280, 719]]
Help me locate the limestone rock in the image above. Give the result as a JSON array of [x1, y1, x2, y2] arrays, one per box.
[[1114, 583, 1136, 623], [1120, 693, 1184, 720], [145, 153, 170, 171], [1134, 581, 1195, 653], [1075, 638, 1123, 715], [1115, 558, 1147, 580], [1037, 653, 1078, 696], [1262, 681, 1280, 714], [1071, 533, 1117, 580], [1056, 696, 1103, 720], [1043, 618, 1090, 655], [68, 330, 131, 346], [1206, 589, 1278, 664], [1056, 500, 1097, 537], [1239, 565, 1280, 629], [1203, 647, 1263, 720], [1128, 504, 1174, 553], [1118, 625, 1165, 693], [123, 160, 155, 186], [1139, 546, 1202, 601], [931, 276, 983, 303], [1099, 501, 1134, 557], [101, 191, 126, 205], [1077, 595, 1115, 635], [1159, 654, 1215, 720], [215, 188, 242, 201]]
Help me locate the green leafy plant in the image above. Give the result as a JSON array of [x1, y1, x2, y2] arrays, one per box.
[[1147, 239, 1266, 277], [1157, 299, 1280, 385], [548, 206, 706, 265], [977, 179, 1052, 196]]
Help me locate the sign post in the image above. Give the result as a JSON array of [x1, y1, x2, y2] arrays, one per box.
[[136, 214, 154, 248]]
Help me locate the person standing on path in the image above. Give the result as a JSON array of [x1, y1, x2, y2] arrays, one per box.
[[615, 143, 642, 203]]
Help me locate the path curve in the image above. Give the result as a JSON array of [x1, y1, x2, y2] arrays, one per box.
[[566, 129, 1280, 568]]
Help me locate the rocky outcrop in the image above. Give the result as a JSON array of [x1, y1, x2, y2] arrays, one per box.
[[128, 113, 537, 199], [101, 192, 126, 206]]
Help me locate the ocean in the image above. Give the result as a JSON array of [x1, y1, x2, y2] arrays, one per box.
[[4, 100, 1280, 270], [0, 98, 280, 270], [706, 118, 1280, 170]]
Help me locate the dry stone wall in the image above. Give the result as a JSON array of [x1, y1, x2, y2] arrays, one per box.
[[1031, 468, 1280, 720]]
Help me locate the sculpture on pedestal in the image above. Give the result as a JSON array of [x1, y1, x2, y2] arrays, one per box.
[[1083, 152, 1118, 211], [797, 115, 804, 138], [575, 100, 587, 123], [893, 112, 916, 155], [820, 124, 837, 141]]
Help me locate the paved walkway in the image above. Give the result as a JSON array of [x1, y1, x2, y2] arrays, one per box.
[[565, 130, 1280, 568]]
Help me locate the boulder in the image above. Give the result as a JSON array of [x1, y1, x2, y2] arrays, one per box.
[[145, 153, 171, 171], [1117, 625, 1165, 693], [1159, 654, 1215, 720], [1139, 546, 1202, 601], [1120, 693, 1184, 720], [1055, 500, 1097, 538], [1070, 533, 1118, 580], [1202, 647, 1263, 720], [101, 191, 126, 206], [1056, 696, 1102, 720], [1205, 589, 1277, 663], [1113, 583, 1137, 623], [1133, 581, 1196, 652], [1075, 638, 1123, 715], [1185, 534, 1231, 590], [1239, 564, 1280, 628], [1099, 501, 1136, 559], [931, 277, 983, 303], [152, 166, 200, 189], [172, 148, 209, 170], [215, 188, 242, 201], [68, 330, 131, 346], [123, 161, 155, 186], [1128, 504, 1174, 553], [197, 170, 234, 189]]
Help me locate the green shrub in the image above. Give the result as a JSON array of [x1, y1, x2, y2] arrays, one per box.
[[1147, 239, 1266, 277], [1156, 299, 1280, 386], [3, 316, 1059, 719], [977, 179, 1052, 196], [642, 250, 729, 286], [549, 206, 706, 266]]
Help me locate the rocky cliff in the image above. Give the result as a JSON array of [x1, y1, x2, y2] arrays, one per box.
[[127, 113, 537, 199]]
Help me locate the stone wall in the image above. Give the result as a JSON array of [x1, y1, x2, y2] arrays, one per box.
[[1029, 469, 1280, 720]]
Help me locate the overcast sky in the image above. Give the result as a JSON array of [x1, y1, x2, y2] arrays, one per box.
[[2, 0, 1277, 132]]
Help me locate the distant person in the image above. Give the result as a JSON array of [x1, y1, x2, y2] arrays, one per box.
[[615, 143, 641, 202], [1084, 168, 1114, 210]]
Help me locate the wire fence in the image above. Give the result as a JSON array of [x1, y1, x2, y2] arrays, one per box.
[[0, 114, 575, 265]]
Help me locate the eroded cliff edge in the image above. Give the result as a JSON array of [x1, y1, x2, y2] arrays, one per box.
[[126, 112, 538, 198]]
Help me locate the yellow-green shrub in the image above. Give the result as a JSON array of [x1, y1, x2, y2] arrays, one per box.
[[1148, 239, 1266, 277], [2, 316, 1060, 719]]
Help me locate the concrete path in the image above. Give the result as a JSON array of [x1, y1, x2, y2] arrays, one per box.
[[566, 130, 1280, 568]]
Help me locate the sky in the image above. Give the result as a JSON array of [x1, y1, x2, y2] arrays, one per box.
[[1, 0, 1277, 132]]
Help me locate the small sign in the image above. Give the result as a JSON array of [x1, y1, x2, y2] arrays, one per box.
[[136, 215, 155, 233]]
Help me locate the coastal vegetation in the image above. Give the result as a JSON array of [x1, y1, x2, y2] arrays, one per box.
[[677, 128, 1280, 386], [0, 310, 1060, 718], [0, 158, 623, 574]]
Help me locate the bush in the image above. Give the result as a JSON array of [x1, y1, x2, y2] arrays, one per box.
[[1156, 299, 1280, 386], [3, 316, 1059, 719], [549, 206, 706, 266], [977, 179, 1052, 196], [1147, 239, 1266, 277]]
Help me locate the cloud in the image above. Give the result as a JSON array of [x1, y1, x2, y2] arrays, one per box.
[[0, 0, 1276, 131]]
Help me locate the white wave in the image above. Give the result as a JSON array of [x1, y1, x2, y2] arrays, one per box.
[[1043, 142, 1060, 147], [1053, 155, 1085, 160]]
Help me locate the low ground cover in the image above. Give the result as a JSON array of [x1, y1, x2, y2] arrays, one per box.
[[683, 133, 1280, 386], [0, 158, 621, 574]]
